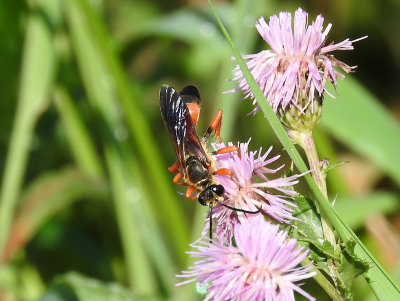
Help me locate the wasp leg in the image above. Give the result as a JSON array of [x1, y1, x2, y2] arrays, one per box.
[[185, 186, 197, 200], [214, 168, 237, 182], [213, 146, 240, 158], [208, 205, 213, 241], [220, 202, 262, 214], [173, 171, 188, 186], [168, 161, 180, 173], [204, 109, 223, 142], [214, 168, 233, 176]]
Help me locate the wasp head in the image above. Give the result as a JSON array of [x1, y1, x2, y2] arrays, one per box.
[[198, 184, 225, 206]]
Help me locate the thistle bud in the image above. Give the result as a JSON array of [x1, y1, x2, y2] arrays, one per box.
[[278, 92, 323, 133]]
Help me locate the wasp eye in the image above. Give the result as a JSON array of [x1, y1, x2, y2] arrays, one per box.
[[212, 185, 224, 196]]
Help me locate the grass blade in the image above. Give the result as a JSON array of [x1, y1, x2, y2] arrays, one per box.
[[105, 147, 156, 294], [53, 87, 104, 177], [0, 0, 58, 256]]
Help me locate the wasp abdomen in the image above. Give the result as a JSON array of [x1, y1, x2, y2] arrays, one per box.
[[186, 156, 209, 184]]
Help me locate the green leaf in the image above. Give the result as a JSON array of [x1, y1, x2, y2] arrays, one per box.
[[40, 272, 139, 301], [322, 77, 400, 186], [325, 161, 346, 174], [291, 196, 336, 259], [291, 195, 345, 296], [338, 241, 370, 300]]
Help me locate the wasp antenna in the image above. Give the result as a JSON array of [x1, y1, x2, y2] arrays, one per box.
[[209, 205, 213, 242], [220, 203, 261, 214]]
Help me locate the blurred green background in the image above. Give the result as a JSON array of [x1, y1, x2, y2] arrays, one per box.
[[0, 0, 400, 300]]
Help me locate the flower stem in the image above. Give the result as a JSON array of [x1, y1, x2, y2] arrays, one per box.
[[302, 258, 344, 301], [289, 130, 337, 250]]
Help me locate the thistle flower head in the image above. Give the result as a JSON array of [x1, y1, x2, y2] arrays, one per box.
[[204, 140, 302, 242], [177, 218, 316, 301], [228, 8, 366, 116]]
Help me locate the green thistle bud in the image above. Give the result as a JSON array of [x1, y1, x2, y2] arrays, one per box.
[[278, 92, 323, 133]]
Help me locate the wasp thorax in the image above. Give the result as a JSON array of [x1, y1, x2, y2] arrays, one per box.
[[198, 184, 225, 206], [186, 156, 209, 184]]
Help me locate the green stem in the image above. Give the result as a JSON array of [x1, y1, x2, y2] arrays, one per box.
[[296, 131, 327, 195], [292, 130, 341, 293], [290, 130, 337, 249], [302, 258, 344, 301]]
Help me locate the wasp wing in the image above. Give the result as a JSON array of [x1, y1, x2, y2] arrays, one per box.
[[160, 85, 187, 169], [160, 85, 210, 170]]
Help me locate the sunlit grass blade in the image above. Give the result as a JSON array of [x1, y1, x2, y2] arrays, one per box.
[[53, 87, 104, 178], [127, 154, 177, 294], [207, 1, 400, 299], [1, 168, 107, 263], [0, 0, 58, 257], [77, 0, 190, 258], [105, 147, 157, 294]]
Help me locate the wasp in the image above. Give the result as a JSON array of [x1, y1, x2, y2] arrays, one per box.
[[159, 85, 259, 218]]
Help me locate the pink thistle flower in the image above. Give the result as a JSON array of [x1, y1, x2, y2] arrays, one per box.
[[177, 218, 316, 301], [204, 139, 302, 242], [227, 8, 367, 114]]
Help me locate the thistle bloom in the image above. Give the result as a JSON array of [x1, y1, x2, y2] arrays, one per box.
[[177, 218, 316, 301], [204, 140, 302, 242], [228, 8, 366, 115]]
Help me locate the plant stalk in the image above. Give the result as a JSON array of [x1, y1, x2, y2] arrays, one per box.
[[302, 257, 344, 301], [290, 130, 337, 250]]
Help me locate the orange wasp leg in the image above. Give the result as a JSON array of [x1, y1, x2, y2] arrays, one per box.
[[204, 109, 223, 142], [214, 168, 233, 176], [185, 186, 197, 200], [168, 161, 180, 173], [214, 146, 239, 155], [173, 171, 188, 186], [213, 145, 241, 159]]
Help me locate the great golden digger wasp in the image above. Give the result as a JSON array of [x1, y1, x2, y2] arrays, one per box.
[[159, 85, 259, 237]]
